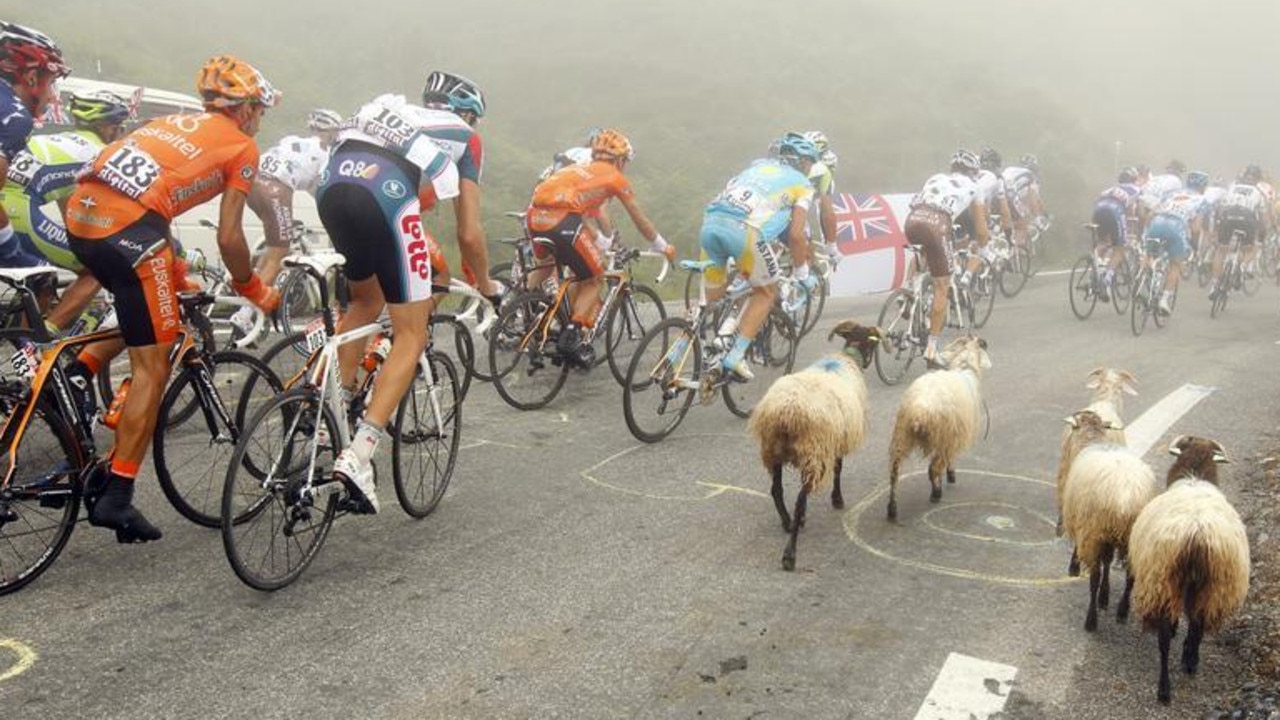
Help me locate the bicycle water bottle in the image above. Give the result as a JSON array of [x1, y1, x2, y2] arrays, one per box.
[[104, 378, 131, 430], [361, 333, 391, 372]]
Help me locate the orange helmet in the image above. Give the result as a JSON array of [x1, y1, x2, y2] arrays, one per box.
[[196, 55, 279, 109], [590, 129, 634, 162]]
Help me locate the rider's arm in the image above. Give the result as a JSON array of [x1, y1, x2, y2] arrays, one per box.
[[453, 178, 487, 273], [616, 192, 659, 244], [785, 205, 811, 266], [817, 193, 836, 245], [971, 200, 990, 244], [217, 187, 254, 283]]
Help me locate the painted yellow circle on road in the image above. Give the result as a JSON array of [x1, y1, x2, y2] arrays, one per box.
[[580, 434, 767, 501], [843, 468, 1079, 586], [0, 639, 36, 682]]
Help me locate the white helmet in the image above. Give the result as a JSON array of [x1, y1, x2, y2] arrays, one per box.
[[307, 108, 343, 131]]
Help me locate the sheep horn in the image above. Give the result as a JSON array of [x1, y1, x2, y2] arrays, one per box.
[[827, 319, 858, 343], [1167, 435, 1188, 456], [1063, 416, 1079, 428], [1213, 451, 1231, 464]]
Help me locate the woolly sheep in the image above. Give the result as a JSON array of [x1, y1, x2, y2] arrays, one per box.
[[1129, 436, 1245, 704], [1057, 368, 1138, 528], [749, 320, 881, 571], [1059, 416, 1158, 632], [886, 335, 990, 521]]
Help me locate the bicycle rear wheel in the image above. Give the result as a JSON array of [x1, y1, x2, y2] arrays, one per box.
[[723, 308, 797, 418], [154, 351, 284, 528], [392, 352, 460, 518], [1151, 271, 1171, 328], [605, 283, 667, 387], [874, 289, 920, 386], [1243, 264, 1262, 296], [968, 260, 996, 329], [998, 246, 1030, 297], [622, 318, 700, 443], [1068, 257, 1098, 320], [221, 388, 339, 591], [1210, 271, 1229, 319], [1111, 262, 1133, 314], [1130, 269, 1152, 336], [489, 293, 569, 411], [0, 394, 85, 596]]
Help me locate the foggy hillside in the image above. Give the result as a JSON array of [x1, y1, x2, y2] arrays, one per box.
[[17, 0, 1280, 255]]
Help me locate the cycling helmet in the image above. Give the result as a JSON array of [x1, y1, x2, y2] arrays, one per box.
[[1185, 171, 1210, 192], [1117, 166, 1140, 184], [0, 22, 68, 80], [585, 126, 603, 145], [980, 147, 1002, 171], [820, 149, 839, 169], [775, 132, 820, 169], [1240, 164, 1263, 184], [1019, 153, 1039, 172], [1165, 159, 1186, 176], [590, 128, 634, 162], [306, 108, 343, 131], [950, 148, 981, 175], [801, 130, 830, 154], [421, 70, 486, 118], [68, 91, 131, 125], [196, 55, 279, 108]]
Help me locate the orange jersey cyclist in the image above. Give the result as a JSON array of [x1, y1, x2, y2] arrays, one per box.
[[524, 128, 674, 363], [316, 91, 461, 514], [63, 56, 282, 543], [700, 133, 819, 381]]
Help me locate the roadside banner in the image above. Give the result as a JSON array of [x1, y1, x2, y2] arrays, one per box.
[[827, 192, 914, 296]]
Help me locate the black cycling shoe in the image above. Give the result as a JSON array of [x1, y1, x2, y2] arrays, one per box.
[[87, 474, 162, 544]]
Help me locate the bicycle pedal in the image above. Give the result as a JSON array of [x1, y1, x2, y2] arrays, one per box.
[[699, 372, 720, 405]]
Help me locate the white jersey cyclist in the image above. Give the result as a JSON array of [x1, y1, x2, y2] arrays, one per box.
[[974, 168, 1006, 212], [539, 145, 591, 181], [258, 134, 328, 195], [912, 172, 979, 221], [1157, 191, 1211, 225], [1141, 173, 1183, 211], [1001, 165, 1037, 198], [334, 93, 460, 201], [1220, 182, 1268, 216]]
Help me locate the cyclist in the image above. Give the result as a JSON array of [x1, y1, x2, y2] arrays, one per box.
[[1002, 153, 1045, 250], [905, 149, 986, 367], [800, 130, 839, 252], [976, 147, 1013, 240], [0, 22, 69, 266], [2, 91, 131, 330], [315, 91, 463, 514], [243, 108, 342, 287], [1145, 171, 1209, 314], [535, 128, 618, 256], [63, 55, 282, 543], [418, 71, 503, 307], [1141, 160, 1185, 217], [525, 128, 674, 364], [1090, 166, 1142, 301], [1210, 164, 1273, 301], [700, 134, 818, 380]]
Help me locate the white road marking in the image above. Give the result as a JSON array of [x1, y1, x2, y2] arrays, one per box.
[[913, 652, 1017, 720], [1124, 383, 1216, 457], [1037, 269, 1070, 277]]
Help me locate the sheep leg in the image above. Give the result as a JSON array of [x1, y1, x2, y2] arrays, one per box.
[[1181, 617, 1204, 675], [1098, 547, 1113, 610], [946, 466, 956, 485], [782, 485, 810, 572], [770, 463, 791, 532], [1085, 566, 1101, 632], [1067, 548, 1081, 577], [1117, 574, 1134, 622], [887, 458, 900, 521], [830, 457, 845, 510], [1157, 620, 1174, 704], [929, 457, 946, 502]]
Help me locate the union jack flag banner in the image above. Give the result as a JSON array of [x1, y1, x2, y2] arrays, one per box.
[[127, 86, 144, 120], [828, 192, 913, 294]]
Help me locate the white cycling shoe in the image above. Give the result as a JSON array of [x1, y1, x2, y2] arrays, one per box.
[[333, 448, 379, 514], [722, 356, 755, 381]]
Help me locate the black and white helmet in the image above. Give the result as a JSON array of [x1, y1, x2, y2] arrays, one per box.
[[307, 108, 343, 131], [950, 149, 980, 175], [421, 70, 486, 118]]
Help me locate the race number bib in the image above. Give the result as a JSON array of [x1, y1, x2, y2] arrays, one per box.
[[715, 183, 762, 216], [5, 149, 42, 189], [9, 343, 38, 382], [355, 105, 416, 152], [96, 145, 162, 200], [304, 316, 328, 353]]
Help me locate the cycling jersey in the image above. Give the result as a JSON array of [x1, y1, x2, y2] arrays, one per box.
[[1158, 191, 1211, 226], [0, 79, 34, 162], [66, 112, 259, 240], [1219, 182, 1267, 217], [405, 106, 483, 184], [706, 159, 814, 240], [258, 134, 327, 194], [2, 129, 103, 269], [526, 160, 634, 279], [974, 169, 1006, 211], [1001, 166, 1037, 197], [808, 161, 836, 197], [911, 172, 978, 221], [1092, 184, 1139, 246], [1141, 173, 1183, 210]]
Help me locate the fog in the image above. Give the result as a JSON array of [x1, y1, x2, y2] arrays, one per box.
[[16, 0, 1280, 240]]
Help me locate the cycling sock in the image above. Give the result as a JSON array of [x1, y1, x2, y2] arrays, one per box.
[[926, 335, 940, 356], [75, 352, 103, 377], [351, 420, 385, 465], [724, 335, 752, 366], [110, 457, 141, 479], [88, 474, 162, 543]]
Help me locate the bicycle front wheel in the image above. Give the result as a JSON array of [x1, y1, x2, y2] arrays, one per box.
[[622, 317, 700, 443], [874, 289, 920, 386], [723, 308, 797, 418], [1151, 271, 1171, 328], [393, 352, 461, 518], [489, 293, 569, 411], [968, 260, 996, 329], [1111, 261, 1133, 314], [221, 388, 339, 591], [998, 246, 1030, 297], [1131, 269, 1152, 336], [154, 351, 284, 528], [1210, 273, 1229, 319], [429, 313, 475, 403], [1068, 257, 1098, 320], [0, 394, 85, 596], [605, 283, 667, 387]]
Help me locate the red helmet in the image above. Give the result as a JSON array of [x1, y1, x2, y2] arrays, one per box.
[[0, 22, 68, 80], [196, 55, 279, 109]]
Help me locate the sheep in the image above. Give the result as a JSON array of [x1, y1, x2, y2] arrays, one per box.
[[748, 319, 881, 572], [1058, 415, 1158, 632], [1056, 368, 1138, 527], [1129, 435, 1245, 704], [886, 335, 990, 521]]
